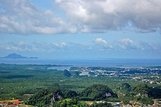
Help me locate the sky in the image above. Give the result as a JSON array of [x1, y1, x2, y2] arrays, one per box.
[[0, 0, 161, 60]]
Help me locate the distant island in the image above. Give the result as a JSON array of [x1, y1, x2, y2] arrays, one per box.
[[1, 53, 38, 59]]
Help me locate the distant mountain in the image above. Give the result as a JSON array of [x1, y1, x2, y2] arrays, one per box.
[[2, 53, 38, 59]]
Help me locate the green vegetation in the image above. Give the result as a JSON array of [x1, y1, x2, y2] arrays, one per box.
[[92, 102, 113, 107], [26, 84, 117, 107], [26, 84, 62, 106], [133, 84, 150, 95], [63, 69, 71, 77], [53, 99, 88, 107], [118, 83, 161, 105], [80, 84, 117, 100], [0, 64, 161, 106], [0, 64, 133, 100], [120, 83, 132, 92]]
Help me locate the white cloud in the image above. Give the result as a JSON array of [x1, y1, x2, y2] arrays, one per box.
[[95, 38, 112, 48], [0, 42, 34, 52], [1, 0, 161, 34], [52, 42, 67, 48], [95, 38, 107, 45], [95, 38, 143, 50], [0, 40, 161, 56], [0, 0, 75, 34], [55, 0, 161, 32], [0, 41, 68, 52], [118, 38, 139, 50]]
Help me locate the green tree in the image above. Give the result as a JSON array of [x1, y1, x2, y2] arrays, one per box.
[[26, 85, 63, 106], [133, 84, 150, 95], [63, 70, 71, 77], [92, 102, 113, 107], [80, 84, 117, 100], [121, 83, 131, 92], [64, 90, 78, 98]]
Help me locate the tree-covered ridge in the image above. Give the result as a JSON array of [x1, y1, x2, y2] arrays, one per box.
[[27, 84, 63, 106], [119, 83, 161, 105], [26, 83, 161, 107], [26, 84, 117, 107], [80, 84, 117, 100]]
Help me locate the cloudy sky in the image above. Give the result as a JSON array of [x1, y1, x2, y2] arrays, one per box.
[[0, 0, 161, 59]]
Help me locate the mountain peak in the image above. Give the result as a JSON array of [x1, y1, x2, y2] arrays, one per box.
[[3, 53, 37, 59], [4, 53, 26, 59]]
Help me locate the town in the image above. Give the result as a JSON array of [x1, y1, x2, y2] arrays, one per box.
[[67, 66, 161, 85]]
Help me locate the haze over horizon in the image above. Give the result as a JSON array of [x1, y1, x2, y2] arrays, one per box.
[[0, 0, 161, 60]]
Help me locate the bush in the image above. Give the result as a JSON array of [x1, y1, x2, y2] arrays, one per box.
[[92, 102, 113, 107], [53, 99, 88, 107], [64, 90, 78, 98]]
